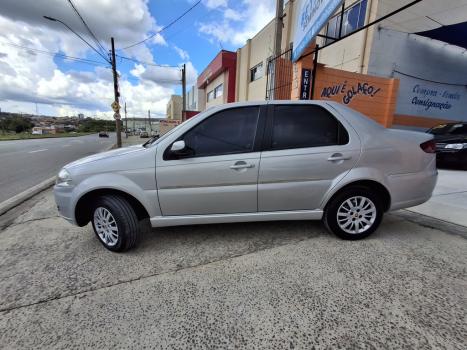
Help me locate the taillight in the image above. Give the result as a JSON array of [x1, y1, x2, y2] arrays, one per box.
[[420, 140, 436, 153]]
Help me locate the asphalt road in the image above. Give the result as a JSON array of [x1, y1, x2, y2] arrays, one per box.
[[0, 190, 465, 349], [0, 133, 115, 203]]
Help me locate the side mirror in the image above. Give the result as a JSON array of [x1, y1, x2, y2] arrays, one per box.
[[170, 140, 186, 153]]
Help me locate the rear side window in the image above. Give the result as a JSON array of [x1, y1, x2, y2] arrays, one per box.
[[271, 105, 349, 150], [182, 106, 260, 157]]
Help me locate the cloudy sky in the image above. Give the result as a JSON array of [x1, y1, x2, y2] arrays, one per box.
[[0, 0, 275, 119]]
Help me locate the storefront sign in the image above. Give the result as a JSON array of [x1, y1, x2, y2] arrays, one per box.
[[300, 69, 311, 99], [292, 0, 344, 62], [395, 73, 466, 119], [320, 81, 381, 104]]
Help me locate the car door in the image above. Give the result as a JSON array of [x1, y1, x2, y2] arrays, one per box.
[[258, 103, 361, 212], [156, 106, 265, 216]]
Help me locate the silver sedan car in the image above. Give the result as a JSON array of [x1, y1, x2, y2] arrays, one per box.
[[54, 101, 437, 252]]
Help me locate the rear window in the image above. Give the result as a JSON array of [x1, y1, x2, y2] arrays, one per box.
[[429, 123, 467, 135]]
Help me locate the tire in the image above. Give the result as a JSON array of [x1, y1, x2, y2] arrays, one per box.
[[91, 195, 140, 252], [323, 186, 384, 240]]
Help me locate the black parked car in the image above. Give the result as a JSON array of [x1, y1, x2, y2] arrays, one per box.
[[98, 131, 109, 138], [427, 122, 467, 169]]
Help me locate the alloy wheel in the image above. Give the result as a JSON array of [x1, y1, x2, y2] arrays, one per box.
[[336, 196, 377, 234], [93, 207, 119, 246]]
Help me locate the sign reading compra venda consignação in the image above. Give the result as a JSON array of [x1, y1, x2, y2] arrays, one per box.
[[292, 0, 344, 62]]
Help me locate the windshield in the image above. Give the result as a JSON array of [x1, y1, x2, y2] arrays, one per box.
[[143, 110, 210, 148]]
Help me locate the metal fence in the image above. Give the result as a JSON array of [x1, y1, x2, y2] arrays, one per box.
[[265, 49, 293, 100]]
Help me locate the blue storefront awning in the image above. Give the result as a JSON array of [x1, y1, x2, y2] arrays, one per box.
[[416, 22, 467, 50]]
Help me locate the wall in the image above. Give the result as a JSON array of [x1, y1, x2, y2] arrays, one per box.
[[166, 95, 182, 120], [198, 50, 236, 110], [186, 85, 199, 111], [311, 64, 400, 127], [236, 1, 295, 102], [368, 27, 467, 127], [236, 21, 275, 102], [205, 71, 227, 109], [315, 0, 377, 74]]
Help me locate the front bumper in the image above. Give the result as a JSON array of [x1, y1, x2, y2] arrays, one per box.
[[54, 185, 76, 225]]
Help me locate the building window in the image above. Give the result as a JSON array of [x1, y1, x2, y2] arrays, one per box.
[[324, 0, 367, 44], [250, 62, 263, 82], [207, 90, 214, 102], [214, 84, 223, 98]]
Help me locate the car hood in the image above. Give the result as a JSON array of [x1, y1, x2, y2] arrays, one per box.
[[432, 134, 467, 143], [65, 145, 144, 169]]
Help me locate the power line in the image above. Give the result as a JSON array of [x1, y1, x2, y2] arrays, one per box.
[[119, 0, 202, 50], [2, 42, 110, 68], [393, 70, 467, 87], [116, 54, 181, 69], [43, 15, 110, 63], [66, 0, 108, 57]]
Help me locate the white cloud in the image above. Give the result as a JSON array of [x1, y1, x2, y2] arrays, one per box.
[[132, 64, 182, 86], [224, 8, 243, 21], [174, 45, 190, 60], [199, 0, 275, 46], [184, 61, 198, 86], [0, 0, 184, 119], [203, 0, 228, 9]]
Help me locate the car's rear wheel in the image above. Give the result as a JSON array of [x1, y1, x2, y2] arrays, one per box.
[[324, 187, 383, 240], [91, 195, 140, 252]]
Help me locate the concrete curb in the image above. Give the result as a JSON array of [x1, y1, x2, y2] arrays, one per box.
[[0, 176, 56, 216], [394, 209, 467, 239], [0, 142, 117, 217]]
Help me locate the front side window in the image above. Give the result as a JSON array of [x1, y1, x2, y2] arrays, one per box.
[[270, 105, 348, 150], [182, 107, 260, 157]]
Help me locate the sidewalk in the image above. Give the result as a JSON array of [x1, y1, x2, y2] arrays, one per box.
[[122, 134, 145, 146], [408, 169, 467, 227]]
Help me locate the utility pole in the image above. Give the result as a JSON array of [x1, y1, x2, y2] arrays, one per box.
[[181, 63, 186, 121], [148, 110, 152, 132], [124, 102, 128, 138], [311, 44, 319, 100], [110, 37, 122, 148], [274, 0, 284, 56]]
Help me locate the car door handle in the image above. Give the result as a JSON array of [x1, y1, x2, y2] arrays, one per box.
[[230, 162, 255, 170], [327, 154, 351, 162]]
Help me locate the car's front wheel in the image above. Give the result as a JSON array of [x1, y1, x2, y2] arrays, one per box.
[[323, 187, 383, 240], [91, 195, 140, 252]]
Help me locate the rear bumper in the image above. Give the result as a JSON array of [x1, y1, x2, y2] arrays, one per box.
[[436, 150, 467, 164], [387, 167, 437, 211]]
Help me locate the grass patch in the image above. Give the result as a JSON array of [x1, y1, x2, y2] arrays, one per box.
[[0, 132, 95, 141]]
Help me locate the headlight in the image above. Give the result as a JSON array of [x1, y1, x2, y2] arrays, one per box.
[[444, 143, 467, 150], [56, 168, 73, 186]]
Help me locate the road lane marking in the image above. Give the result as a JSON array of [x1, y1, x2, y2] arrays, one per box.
[[62, 144, 71, 148], [28, 149, 48, 154]]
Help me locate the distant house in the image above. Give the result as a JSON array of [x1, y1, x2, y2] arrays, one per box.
[[32, 126, 57, 135]]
